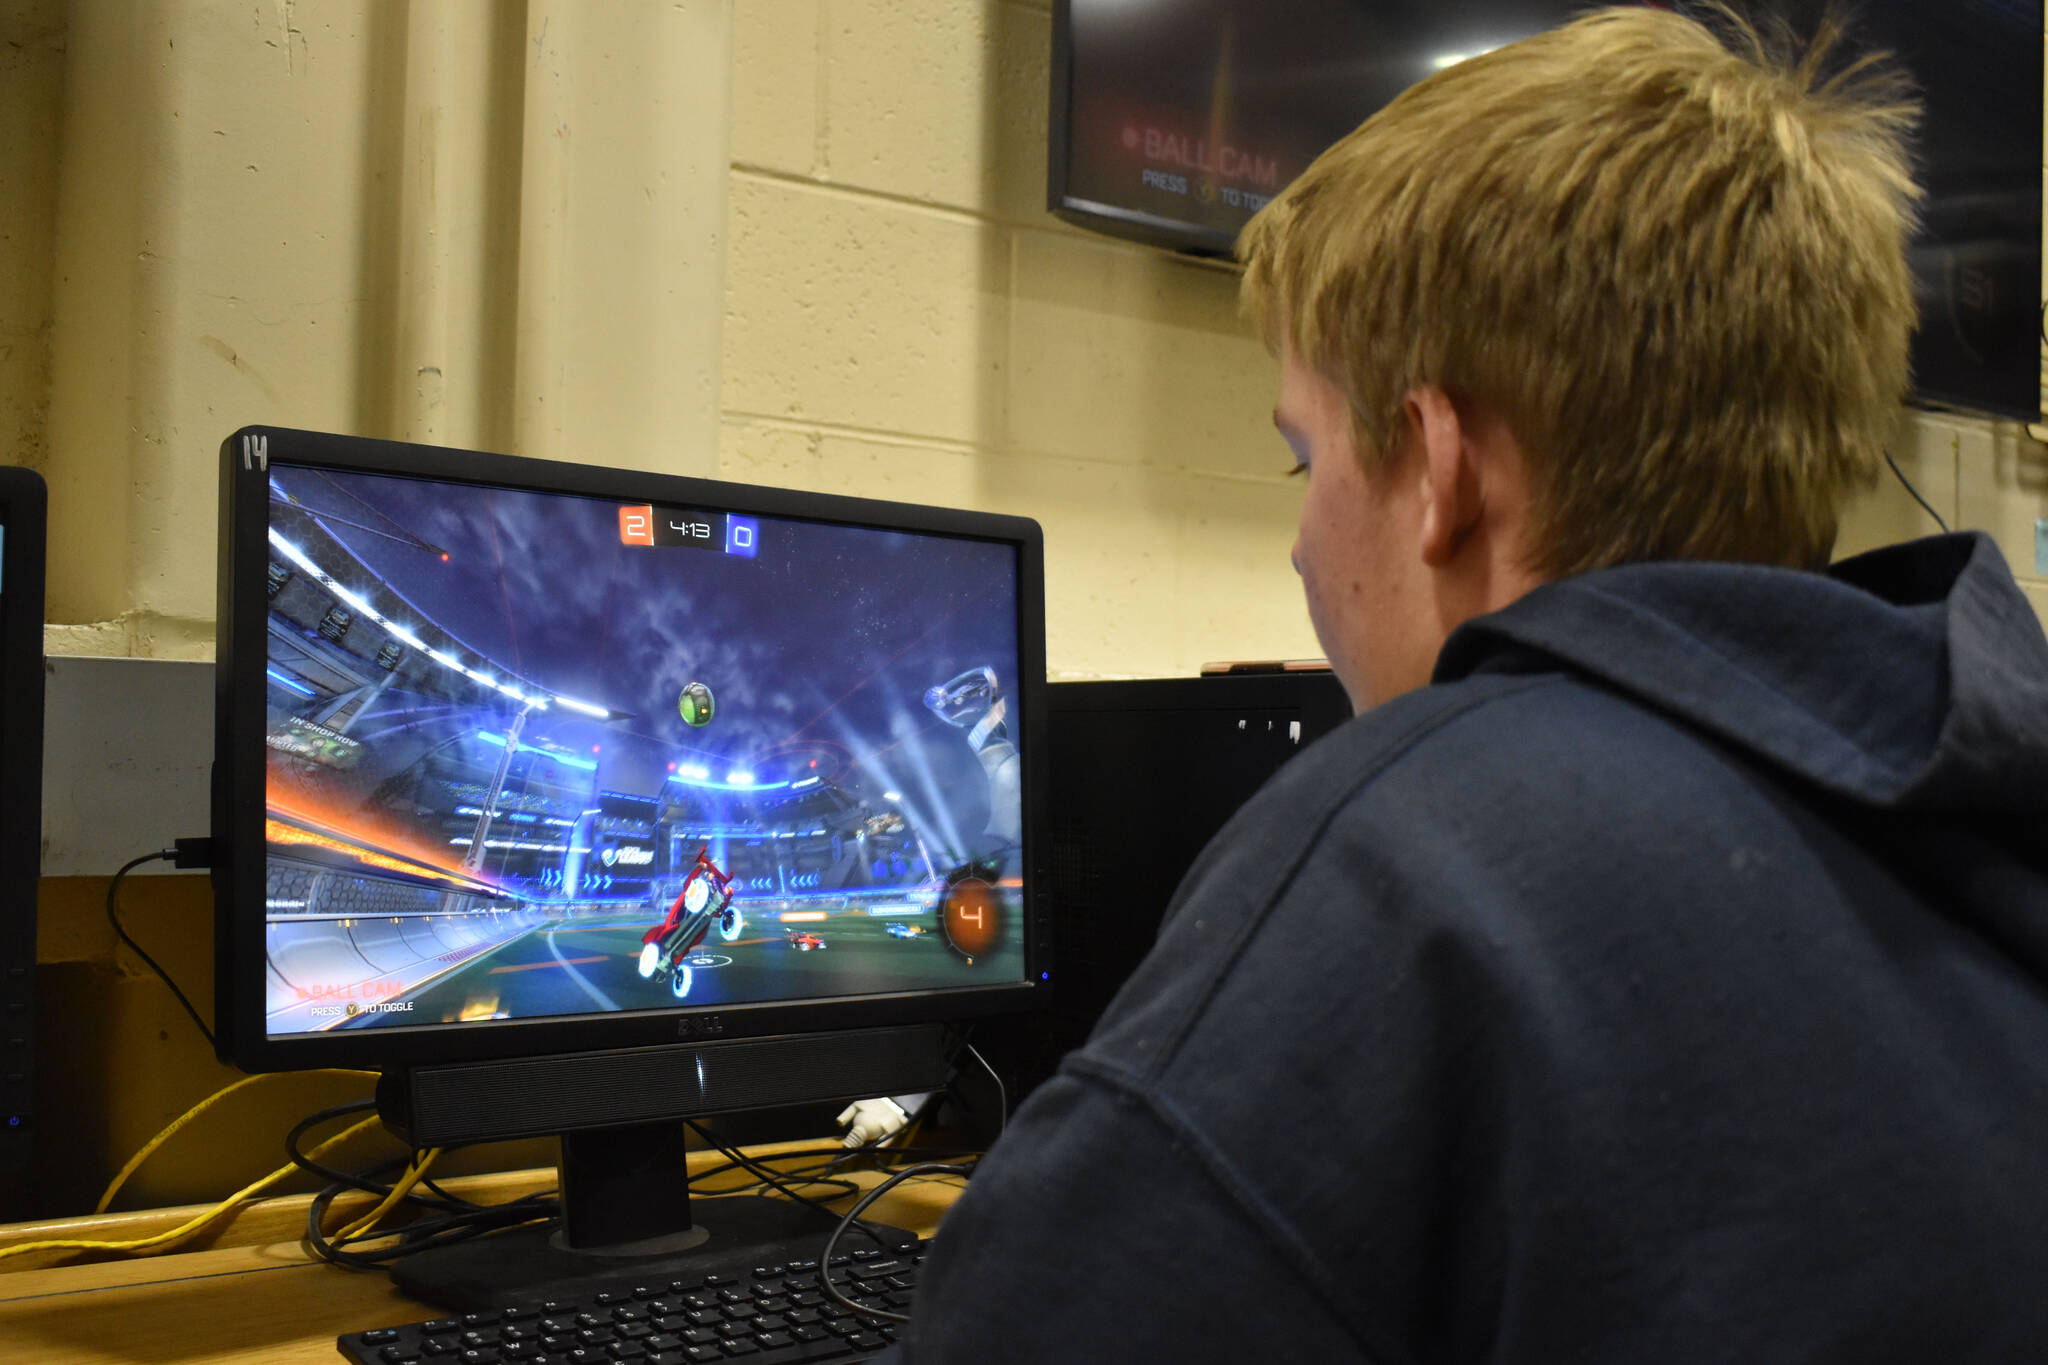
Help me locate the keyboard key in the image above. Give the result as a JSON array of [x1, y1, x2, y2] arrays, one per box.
[[850, 1261, 905, 1280]]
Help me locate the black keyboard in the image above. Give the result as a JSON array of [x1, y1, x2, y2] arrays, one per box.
[[337, 1240, 926, 1365]]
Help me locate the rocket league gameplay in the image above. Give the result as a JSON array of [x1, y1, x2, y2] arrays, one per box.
[[258, 465, 1026, 1036]]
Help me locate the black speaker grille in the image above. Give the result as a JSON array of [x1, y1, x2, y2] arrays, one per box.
[[402, 1024, 949, 1147]]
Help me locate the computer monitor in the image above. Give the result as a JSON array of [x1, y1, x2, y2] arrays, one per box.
[[0, 467, 46, 1218], [212, 427, 1048, 1306]]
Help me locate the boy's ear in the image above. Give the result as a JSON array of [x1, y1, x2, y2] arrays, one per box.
[[1406, 385, 1481, 568]]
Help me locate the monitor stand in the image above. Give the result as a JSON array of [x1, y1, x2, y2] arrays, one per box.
[[386, 1119, 916, 1310]]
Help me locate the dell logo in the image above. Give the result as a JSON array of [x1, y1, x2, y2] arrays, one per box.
[[241, 433, 268, 471]]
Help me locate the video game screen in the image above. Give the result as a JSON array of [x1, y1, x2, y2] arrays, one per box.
[[257, 463, 1027, 1037]]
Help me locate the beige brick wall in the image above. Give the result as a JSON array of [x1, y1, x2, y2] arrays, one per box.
[[724, 0, 2048, 681], [719, 0, 1317, 681], [1838, 413, 2048, 626]]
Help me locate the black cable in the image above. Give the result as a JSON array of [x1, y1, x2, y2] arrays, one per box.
[[963, 1041, 1007, 1141], [686, 1121, 870, 1213], [106, 849, 215, 1047], [284, 1100, 419, 1197], [1884, 449, 1950, 533], [287, 1102, 473, 1212], [816, 1162, 976, 1323], [286, 1101, 561, 1269], [305, 1175, 557, 1270], [692, 1143, 983, 1192], [286, 1099, 553, 1215]]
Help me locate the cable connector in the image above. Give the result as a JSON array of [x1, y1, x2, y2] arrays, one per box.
[[836, 1097, 911, 1149], [172, 837, 215, 869]]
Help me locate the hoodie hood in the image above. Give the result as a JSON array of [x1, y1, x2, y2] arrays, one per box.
[[1435, 532, 2048, 818]]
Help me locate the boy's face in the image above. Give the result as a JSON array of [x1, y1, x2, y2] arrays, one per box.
[[1273, 345, 1432, 713]]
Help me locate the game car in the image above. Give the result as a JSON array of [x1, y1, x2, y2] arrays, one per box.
[[786, 930, 826, 951], [885, 922, 926, 939], [638, 847, 740, 999]]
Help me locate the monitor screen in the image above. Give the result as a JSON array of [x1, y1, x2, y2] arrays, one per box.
[[1049, 0, 2045, 421], [214, 428, 1046, 1073]]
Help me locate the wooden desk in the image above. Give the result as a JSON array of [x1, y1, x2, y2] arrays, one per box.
[[0, 1150, 965, 1364]]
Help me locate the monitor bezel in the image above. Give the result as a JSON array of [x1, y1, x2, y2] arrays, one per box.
[[214, 425, 1050, 1073], [0, 466, 45, 1199]]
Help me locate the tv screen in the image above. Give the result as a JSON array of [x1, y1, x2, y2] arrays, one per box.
[[214, 427, 1046, 1071], [1049, 0, 2045, 421]]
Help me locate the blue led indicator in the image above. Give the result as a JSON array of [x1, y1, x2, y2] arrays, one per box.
[[725, 516, 759, 558]]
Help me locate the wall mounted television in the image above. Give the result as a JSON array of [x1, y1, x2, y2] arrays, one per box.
[[1049, 0, 2045, 422], [213, 426, 1048, 1304]]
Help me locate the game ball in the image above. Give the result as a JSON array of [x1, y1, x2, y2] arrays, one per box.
[[678, 680, 715, 727]]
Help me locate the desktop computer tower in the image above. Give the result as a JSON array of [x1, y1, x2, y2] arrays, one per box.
[[0, 468, 45, 1219], [962, 670, 1351, 1133]]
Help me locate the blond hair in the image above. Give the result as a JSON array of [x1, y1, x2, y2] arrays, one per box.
[[1239, 5, 1922, 574]]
